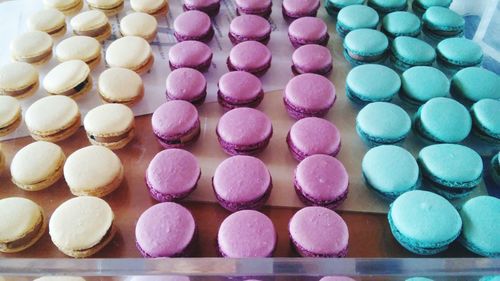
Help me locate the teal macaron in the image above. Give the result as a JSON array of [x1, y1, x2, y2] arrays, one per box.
[[388, 190, 462, 255], [412, 0, 452, 16], [459, 196, 500, 257], [362, 145, 420, 200], [422, 6, 464, 40], [470, 99, 500, 143], [437, 38, 483, 73], [382, 11, 422, 39], [418, 143, 483, 199], [343, 29, 389, 66], [367, 0, 407, 15], [345, 64, 401, 104], [414, 97, 472, 143], [451, 67, 500, 105], [400, 66, 449, 106], [406, 278, 434, 281], [336, 5, 379, 38], [390, 36, 436, 71], [324, 0, 364, 16]]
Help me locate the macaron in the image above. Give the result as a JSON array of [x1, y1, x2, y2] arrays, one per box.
[[49, 196, 115, 258], [283, 73, 336, 119], [98, 67, 144, 105], [130, 0, 169, 17], [166, 68, 207, 105], [64, 145, 124, 197], [0, 197, 46, 253], [25, 95, 81, 142], [414, 97, 471, 143], [470, 99, 500, 143], [43, 60, 92, 98], [174, 10, 213, 43], [437, 38, 483, 73], [227, 41, 272, 77], [367, 0, 407, 14], [70, 10, 111, 43], [422, 6, 464, 40], [120, 12, 158, 43], [217, 210, 276, 257], [459, 196, 500, 257], [400, 66, 449, 106], [412, 0, 452, 16], [235, 0, 272, 18], [390, 36, 436, 71], [320, 277, 356, 281], [491, 152, 500, 186], [229, 15, 271, 45], [336, 5, 379, 38], [288, 17, 329, 48], [55, 36, 102, 69], [345, 64, 400, 104], [451, 67, 500, 105], [27, 8, 67, 37], [287, 117, 341, 161], [43, 0, 83, 15], [10, 31, 53, 65], [356, 102, 411, 145], [86, 0, 124, 16], [382, 11, 421, 39], [183, 0, 220, 17], [151, 100, 201, 148], [282, 0, 320, 22], [0, 96, 22, 137], [343, 29, 389, 66], [217, 71, 263, 109], [10, 141, 65, 191], [146, 149, 201, 202], [0, 62, 39, 99], [168, 40, 212, 72], [362, 145, 420, 200], [105, 36, 154, 75], [388, 190, 462, 255], [83, 104, 135, 149], [418, 144, 482, 199], [216, 107, 272, 155], [289, 206, 349, 257], [291, 44, 332, 76], [135, 202, 196, 257], [324, 0, 364, 16]]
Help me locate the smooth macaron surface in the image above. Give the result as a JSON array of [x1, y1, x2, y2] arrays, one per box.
[[166, 68, 206, 102], [400, 66, 449, 105], [451, 67, 500, 103], [216, 107, 272, 146], [83, 103, 134, 146], [229, 15, 271, 43], [217, 71, 262, 105], [228, 41, 271, 73], [346, 64, 400, 103], [413, 0, 451, 11], [70, 10, 110, 41], [27, 8, 66, 36], [105, 36, 152, 73], [284, 73, 336, 115], [130, 0, 167, 15], [422, 6, 464, 36], [55, 36, 101, 66], [98, 67, 144, 104], [235, 0, 271, 17], [0, 96, 21, 134], [336, 5, 379, 35], [152, 100, 200, 139], [437, 38, 483, 67], [10, 31, 53, 64], [288, 17, 328, 46], [173, 10, 212, 41], [471, 99, 500, 141], [344, 29, 389, 58], [367, 0, 407, 13], [43, 60, 91, 96], [390, 36, 435, 70], [43, 0, 83, 15], [282, 0, 320, 17], [120, 12, 158, 42], [292, 44, 332, 75], [0, 62, 39, 98], [382, 11, 421, 38], [324, 0, 364, 14], [168, 40, 212, 70]]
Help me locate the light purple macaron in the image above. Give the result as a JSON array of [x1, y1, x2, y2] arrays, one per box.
[[229, 15, 271, 45], [217, 71, 264, 110], [288, 17, 329, 48], [217, 210, 276, 257], [287, 117, 341, 161], [289, 206, 349, 257], [135, 202, 196, 257], [166, 68, 207, 105], [292, 44, 333, 76], [173, 10, 214, 43], [213, 155, 272, 211], [227, 41, 272, 77], [169, 41, 213, 72], [284, 73, 336, 119], [146, 149, 201, 202], [235, 0, 272, 18], [151, 100, 200, 148], [183, 0, 221, 17], [282, 0, 320, 22], [216, 107, 273, 155]]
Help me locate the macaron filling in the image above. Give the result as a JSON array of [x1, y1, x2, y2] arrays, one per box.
[[87, 126, 134, 144], [174, 27, 214, 43], [2, 82, 38, 97], [48, 76, 91, 97], [169, 56, 212, 72], [30, 114, 81, 141], [229, 31, 270, 46]]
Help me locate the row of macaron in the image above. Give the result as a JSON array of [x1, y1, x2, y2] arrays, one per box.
[[325, 0, 452, 17], [43, 0, 167, 17], [23, 277, 358, 281]]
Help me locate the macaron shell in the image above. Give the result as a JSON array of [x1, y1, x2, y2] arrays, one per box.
[[174, 10, 211, 38], [423, 6, 464, 31], [218, 71, 262, 101], [471, 99, 500, 139], [55, 36, 101, 64], [105, 36, 153, 71], [346, 64, 400, 101], [120, 12, 158, 41], [216, 107, 272, 146], [382, 11, 421, 37], [337, 5, 379, 30], [401, 66, 449, 104], [451, 67, 500, 102], [437, 38, 483, 66], [28, 8, 66, 34], [283, 0, 320, 14], [10, 31, 53, 60], [0, 96, 21, 129], [356, 102, 411, 142], [84, 103, 134, 135], [25, 95, 80, 135], [0, 197, 43, 242], [288, 117, 341, 157], [168, 41, 212, 68], [152, 100, 199, 137], [0, 62, 39, 92], [292, 44, 332, 74], [166, 68, 206, 100], [391, 36, 435, 65], [344, 29, 388, 56], [289, 17, 327, 41], [43, 60, 90, 94], [70, 10, 108, 31], [235, 0, 271, 10], [285, 73, 336, 110], [229, 41, 271, 70], [230, 15, 271, 39], [98, 67, 144, 103]]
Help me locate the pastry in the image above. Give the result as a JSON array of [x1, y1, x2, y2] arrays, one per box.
[[43, 0, 83, 15], [27, 8, 67, 37], [217, 71, 263, 109], [174, 10, 214, 43], [55, 36, 102, 69], [168, 41, 212, 72], [436, 38, 483, 73], [166, 68, 207, 105], [0, 62, 39, 99], [119, 12, 158, 43], [343, 29, 388, 66], [336, 5, 379, 38], [235, 0, 272, 18], [43, 60, 92, 98], [183, 0, 220, 17], [367, 0, 407, 14], [382, 11, 421, 39], [98, 67, 144, 105], [450, 67, 500, 105], [324, 0, 363, 16], [86, 0, 124, 16], [400, 66, 449, 106], [422, 6, 464, 40], [345, 64, 400, 104], [130, 0, 169, 17], [390, 36, 435, 71], [70, 10, 111, 43], [291, 44, 332, 76], [229, 15, 271, 45], [282, 0, 320, 22], [105, 36, 154, 75], [0, 96, 22, 136], [470, 99, 500, 143], [10, 31, 53, 65], [412, 0, 451, 16], [227, 41, 271, 76], [288, 17, 329, 48]]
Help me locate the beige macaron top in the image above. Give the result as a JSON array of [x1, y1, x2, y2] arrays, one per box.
[[130, 0, 167, 13], [70, 10, 108, 32], [34, 277, 86, 281], [0, 62, 38, 92], [98, 67, 143, 102], [27, 8, 66, 34], [0, 96, 21, 128], [0, 197, 43, 243], [105, 36, 152, 69], [44, 0, 81, 10], [49, 196, 113, 251], [120, 12, 158, 39], [87, 0, 123, 8], [10, 31, 53, 61], [43, 60, 90, 94], [25, 95, 79, 134], [55, 36, 101, 63], [84, 104, 134, 135]]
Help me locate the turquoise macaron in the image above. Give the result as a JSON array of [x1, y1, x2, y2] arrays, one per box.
[[459, 196, 500, 257], [356, 102, 411, 145], [451, 67, 500, 105], [406, 278, 434, 281], [324, 0, 364, 16], [388, 190, 462, 255], [400, 66, 449, 106], [437, 38, 483, 73], [470, 99, 500, 143], [390, 36, 436, 71], [345, 64, 401, 104], [343, 29, 389, 66], [412, 0, 452, 16], [336, 5, 379, 38], [367, 0, 407, 15], [362, 145, 420, 200], [480, 276, 500, 281], [382, 11, 422, 39], [491, 152, 500, 186], [422, 6, 464, 40], [418, 143, 483, 199], [414, 97, 472, 143]]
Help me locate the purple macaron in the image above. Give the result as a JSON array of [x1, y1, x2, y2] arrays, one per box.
[[227, 41, 272, 77], [183, 0, 221, 17], [229, 15, 272, 45], [284, 73, 336, 119], [146, 149, 201, 202], [213, 155, 272, 212], [168, 40, 213, 72], [289, 206, 349, 257], [216, 107, 273, 155], [217, 210, 276, 257], [287, 117, 341, 161], [217, 71, 264, 110], [166, 68, 207, 105], [292, 44, 333, 76], [282, 0, 320, 22], [151, 100, 200, 148], [288, 17, 329, 48], [135, 202, 196, 257], [173, 10, 214, 43], [235, 0, 272, 18]]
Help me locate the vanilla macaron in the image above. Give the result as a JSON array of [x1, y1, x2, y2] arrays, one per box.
[[10, 31, 53, 65], [43, 60, 92, 98], [120, 12, 158, 43], [86, 0, 124, 16], [28, 8, 67, 37], [131, 0, 169, 17], [56, 36, 102, 69], [70, 10, 111, 43], [0, 96, 22, 137], [43, 0, 83, 15], [0, 62, 39, 99], [84, 104, 135, 149], [98, 67, 144, 105], [105, 36, 154, 75]]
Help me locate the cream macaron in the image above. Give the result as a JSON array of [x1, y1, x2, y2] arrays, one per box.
[[10, 141, 66, 191], [0, 197, 46, 253], [49, 196, 115, 258], [70, 10, 111, 43], [98, 67, 144, 105], [87, 0, 124, 16], [84, 104, 135, 149], [0, 62, 39, 99], [10, 31, 53, 65], [0, 96, 22, 137], [131, 0, 169, 17], [43, 0, 83, 15], [64, 145, 124, 197], [43, 60, 92, 98], [55, 36, 102, 69], [105, 36, 154, 75], [25, 95, 81, 142], [119, 12, 158, 43], [27, 8, 67, 37]]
